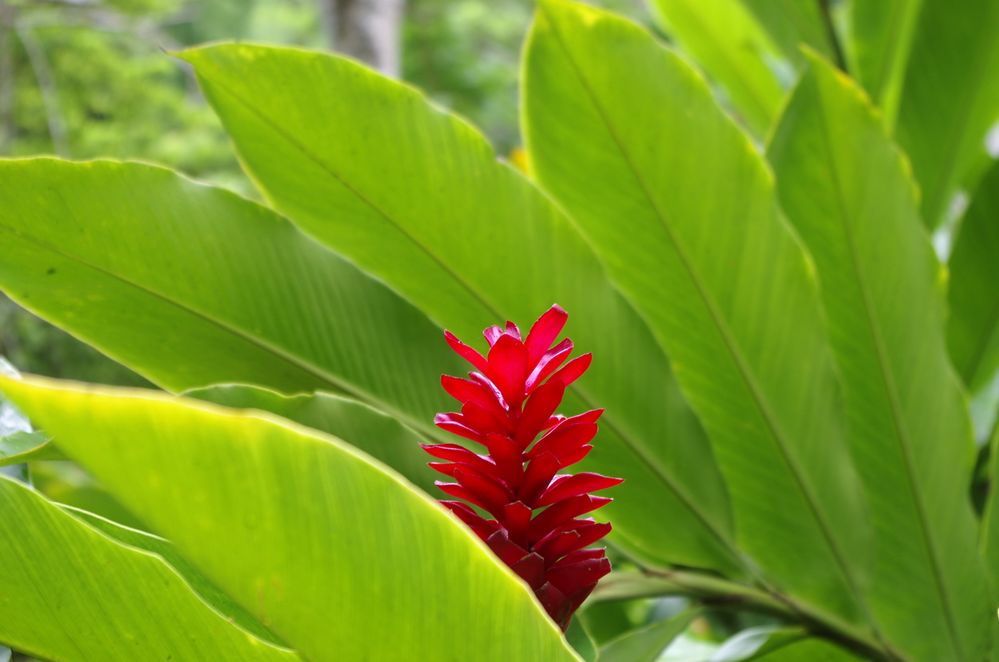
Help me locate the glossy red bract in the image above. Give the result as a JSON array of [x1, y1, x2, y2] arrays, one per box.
[[424, 304, 622, 629]]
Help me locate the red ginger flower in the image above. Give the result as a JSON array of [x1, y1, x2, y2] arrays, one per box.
[[424, 304, 622, 630]]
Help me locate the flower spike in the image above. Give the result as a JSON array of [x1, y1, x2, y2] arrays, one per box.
[[424, 305, 622, 629]]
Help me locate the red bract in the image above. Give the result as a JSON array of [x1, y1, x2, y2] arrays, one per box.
[[424, 304, 622, 629]]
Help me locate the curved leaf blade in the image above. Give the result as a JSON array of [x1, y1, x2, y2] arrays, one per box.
[[65, 505, 283, 646], [895, 0, 999, 227], [0, 375, 577, 661], [768, 52, 990, 662], [598, 608, 699, 662], [0, 476, 295, 661], [181, 43, 742, 575], [948, 163, 999, 440], [844, 0, 922, 124], [0, 431, 58, 467], [0, 159, 458, 441], [524, 0, 872, 630], [188, 385, 436, 493], [647, 0, 785, 135], [741, 1, 833, 64]]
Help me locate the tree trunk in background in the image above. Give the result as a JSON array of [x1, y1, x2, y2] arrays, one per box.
[[320, 0, 404, 78], [0, 3, 14, 152]]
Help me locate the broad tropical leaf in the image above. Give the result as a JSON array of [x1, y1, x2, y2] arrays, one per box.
[[0, 375, 578, 661], [948, 162, 999, 440], [0, 476, 295, 661], [65, 505, 282, 644], [188, 385, 436, 493], [647, 0, 784, 135], [768, 52, 990, 662], [182, 43, 741, 575], [524, 0, 871, 631], [0, 159, 458, 441], [848, 0, 999, 227], [894, 0, 999, 229]]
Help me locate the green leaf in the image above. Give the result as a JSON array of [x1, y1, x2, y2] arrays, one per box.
[[0, 431, 58, 467], [712, 626, 807, 661], [525, 0, 871, 630], [749, 637, 862, 661], [0, 475, 295, 661], [767, 53, 990, 661], [0, 158, 459, 443], [30, 461, 145, 530], [65, 505, 283, 645], [647, 0, 785, 135], [740, 1, 833, 64], [181, 43, 741, 575], [566, 618, 598, 662], [188, 384, 436, 494], [843, 0, 921, 123], [0, 374, 577, 661], [948, 163, 999, 440], [982, 422, 999, 593], [895, 0, 999, 228], [598, 608, 698, 662]]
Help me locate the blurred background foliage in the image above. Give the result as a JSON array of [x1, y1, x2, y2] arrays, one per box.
[[0, 0, 645, 387]]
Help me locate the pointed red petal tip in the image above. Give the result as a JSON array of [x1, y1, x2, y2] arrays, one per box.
[[425, 306, 622, 630]]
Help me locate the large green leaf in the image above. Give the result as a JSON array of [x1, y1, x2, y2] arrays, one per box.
[[948, 163, 999, 440], [65, 505, 283, 645], [0, 476, 295, 661], [0, 158, 457, 442], [0, 374, 577, 661], [647, 0, 784, 136], [188, 385, 436, 493], [894, 0, 999, 229], [181, 44, 742, 575], [524, 0, 872, 633], [768, 53, 989, 662]]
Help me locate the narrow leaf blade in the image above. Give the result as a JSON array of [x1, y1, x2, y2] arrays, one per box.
[[768, 51, 990, 662], [524, 0, 872, 630]]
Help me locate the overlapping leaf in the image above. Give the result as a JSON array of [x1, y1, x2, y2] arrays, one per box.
[[0, 159, 457, 441], [0, 476, 295, 661], [848, 0, 999, 227], [0, 375, 578, 661], [948, 163, 999, 440], [182, 42, 741, 575], [768, 53, 989, 662], [189, 385, 436, 493], [524, 0, 872, 632], [647, 0, 785, 135]]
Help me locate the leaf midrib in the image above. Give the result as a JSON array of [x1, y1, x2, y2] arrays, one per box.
[[0, 220, 445, 447], [812, 80, 964, 659], [538, 5, 871, 621], [191, 55, 747, 573]]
